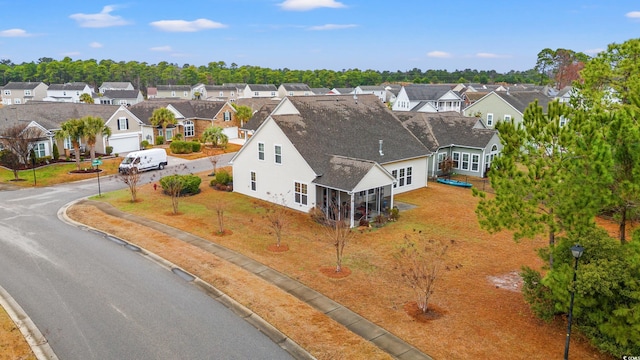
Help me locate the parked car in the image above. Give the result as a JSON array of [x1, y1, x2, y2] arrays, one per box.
[[118, 148, 167, 174]]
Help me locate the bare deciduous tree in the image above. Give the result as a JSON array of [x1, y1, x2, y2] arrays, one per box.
[[0, 124, 42, 179], [395, 232, 449, 314], [321, 203, 354, 273], [162, 174, 183, 215], [118, 168, 142, 202], [265, 194, 289, 247]]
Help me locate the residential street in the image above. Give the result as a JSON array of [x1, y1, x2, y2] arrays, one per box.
[[0, 154, 293, 359]]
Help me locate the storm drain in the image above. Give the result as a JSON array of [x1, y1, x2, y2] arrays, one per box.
[[125, 244, 141, 252], [106, 236, 127, 246], [172, 268, 195, 282]]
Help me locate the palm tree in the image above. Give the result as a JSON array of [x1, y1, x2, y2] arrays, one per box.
[[55, 118, 86, 171], [79, 93, 94, 104], [202, 126, 228, 148], [149, 107, 176, 144], [83, 116, 111, 163], [232, 104, 253, 127]]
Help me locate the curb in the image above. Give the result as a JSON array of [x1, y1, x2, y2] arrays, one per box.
[[0, 285, 59, 360], [59, 198, 316, 360]]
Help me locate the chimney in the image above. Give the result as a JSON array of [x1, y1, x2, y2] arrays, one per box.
[[379, 139, 384, 156]]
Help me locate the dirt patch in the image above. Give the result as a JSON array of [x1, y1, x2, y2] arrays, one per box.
[[213, 229, 233, 236], [267, 243, 289, 252], [403, 301, 446, 322], [487, 271, 523, 292], [319, 266, 352, 279]]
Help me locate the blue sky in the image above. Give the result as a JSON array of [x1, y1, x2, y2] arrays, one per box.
[[0, 0, 638, 73]]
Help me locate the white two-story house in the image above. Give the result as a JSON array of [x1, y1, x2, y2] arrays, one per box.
[[392, 84, 463, 113]]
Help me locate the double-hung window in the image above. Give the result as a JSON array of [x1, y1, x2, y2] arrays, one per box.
[[117, 117, 129, 130], [224, 111, 231, 121], [486, 113, 494, 126], [452, 152, 460, 168], [294, 182, 308, 205], [33, 143, 46, 158], [471, 154, 480, 172], [250, 171, 257, 191], [461, 153, 470, 170], [184, 121, 194, 137], [274, 145, 282, 164], [258, 142, 265, 160]]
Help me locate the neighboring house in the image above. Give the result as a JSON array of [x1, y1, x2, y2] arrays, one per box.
[[146, 87, 157, 99], [231, 94, 431, 227], [99, 90, 144, 106], [462, 90, 553, 129], [392, 84, 463, 113], [99, 82, 134, 93], [397, 111, 502, 178], [310, 87, 331, 95], [555, 86, 574, 104], [201, 85, 239, 102], [155, 85, 192, 100], [277, 83, 312, 98], [0, 102, 122, 156], [241, 84, 278, 98], [127, 100, 238, 143], [328, 87, 354, 95], [384, 84, 402, 105], [44, 82, 93, 103], [354, 85, 386, 103], [1, 82, 48, 105]]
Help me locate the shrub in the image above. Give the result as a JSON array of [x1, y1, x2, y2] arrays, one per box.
[[389, 206, 400, 221], [190, 141, 201, 152], [170, 141, 193, 154], [173, 133, 184, 141], [215, 169, 232, 185], [52, 143, 60, 160], [155, 136, 164, 145], [105, 146, 113, 155], [309, 206, 326, 224], [160, 174, 202, 195], [140, 140, 150, 149]]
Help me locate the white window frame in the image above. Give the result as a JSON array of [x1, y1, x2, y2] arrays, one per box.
[[224, 111, 231, 121], [471, 154, 480, 172], [183, 91, 189, 97], [254, 91, 259, 97], [437, 152, 447, 169], [184, 120, 194, 137], [559, 116, 567, 127], [117, 117, 129, 130], [274, 144, 282, 164], [3, 90, 10, 96], [294, 181, 308, 206], [504, 114, 512, 122], [461, 153, 470, 170], [392, 166, 413, 188], [258, 142, 265, 161], [14, 98, 21, 104], [219, 91, 224, 97], [64, 137, 72, 150], [24, 90, 31, 96], [250, 171, 257, 191], [487, 113, 494, 126], [33, 142, 46, 158], [271, 91, 276, 97], [452, 152, 460, 169], [171, 91, 176, 97]]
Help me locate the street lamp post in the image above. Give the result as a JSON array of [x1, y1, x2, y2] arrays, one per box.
[[564, 244, 584, 360]]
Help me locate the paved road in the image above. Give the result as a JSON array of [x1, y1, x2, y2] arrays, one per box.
[[0, 154, 293, 359]]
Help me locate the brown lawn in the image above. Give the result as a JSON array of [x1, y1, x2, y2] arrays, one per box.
[[0, 307, 35, 360], [66, 172, 614, 360]]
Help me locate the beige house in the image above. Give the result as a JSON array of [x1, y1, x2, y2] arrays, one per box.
[[241, 84, 278, 98], [1, 82, 48, 105], [155, 85, 192, 100], [277, 83, 312, 98], [462, 90, 552, 129]]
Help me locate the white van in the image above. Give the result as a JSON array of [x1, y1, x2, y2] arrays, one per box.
[[118, 148, 168, 174]]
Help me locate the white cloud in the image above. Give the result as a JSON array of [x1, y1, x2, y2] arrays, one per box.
[[89, 42, 103, 48], [69, 5, 130, 28], [476, 52, 500, 58], [150, 19, 227, 32], [307, 24, 357, 31], [279, 0, 346, 11], [625, 11, 640, 18], [150, 45, 172, 52], [427, 51, 452, 58], [0, 28, 31, 37]]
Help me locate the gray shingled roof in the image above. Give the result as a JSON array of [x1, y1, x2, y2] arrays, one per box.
[[100, 82, 132, 89], [396, 111, 497, 151], [312, 156, 379, 190], [310, 87, 331, 95], [204, 85, 237, 91], [280, 83, 311, 92], [0, 102, 119, 131], [494, 91, 552, 113], [127, 100, 226, 125], [3, 82, 46, 90], [270, 95, 430, 179], [102, 90, 140, 98], [48, 82, 89, 91], [403, 84, 458, 101], [156, 85, 192, 91], [247, 84, 277, 92]]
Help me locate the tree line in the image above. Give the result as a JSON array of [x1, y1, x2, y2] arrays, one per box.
[[0, 57, 542, 90]]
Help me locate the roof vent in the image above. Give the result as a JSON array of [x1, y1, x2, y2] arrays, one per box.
[[379, 139, 384, 156]]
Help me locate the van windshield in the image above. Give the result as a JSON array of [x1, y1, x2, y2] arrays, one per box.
[[121, 157, 135, 164]]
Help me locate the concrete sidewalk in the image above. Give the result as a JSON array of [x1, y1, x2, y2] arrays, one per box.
[[81, 199, 433, 360]]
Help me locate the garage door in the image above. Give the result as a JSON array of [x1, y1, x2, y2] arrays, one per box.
[[109, 134, 140, 154], [222, 127, 238, 140]]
